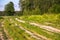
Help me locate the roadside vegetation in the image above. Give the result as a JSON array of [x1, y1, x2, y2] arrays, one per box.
[[19, 14, 60, 29]]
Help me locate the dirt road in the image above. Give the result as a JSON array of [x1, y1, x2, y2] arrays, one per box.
[[16, 18, 60, 33]]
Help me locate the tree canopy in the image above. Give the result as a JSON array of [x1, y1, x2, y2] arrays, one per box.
[[19, 0, 60, 15], [5, 2, 15, 16]]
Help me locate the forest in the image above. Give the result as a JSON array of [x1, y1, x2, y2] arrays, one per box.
[[19, 0, 60, 15]]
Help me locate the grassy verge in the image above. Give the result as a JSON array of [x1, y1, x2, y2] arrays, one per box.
[[19, 14, 60, 29]]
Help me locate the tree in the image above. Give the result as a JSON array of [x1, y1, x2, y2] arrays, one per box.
[[5, 2, 15, 16], [19, 0, 53, 14], [48, 4, 60, 13], [19, 0, 60, 15]]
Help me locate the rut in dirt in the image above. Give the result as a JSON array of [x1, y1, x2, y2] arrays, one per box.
[[0, 22, 8, 40], [15, 18, 60, 33]]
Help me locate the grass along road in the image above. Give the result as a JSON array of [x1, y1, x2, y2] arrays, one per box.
[[19, 14, 60, 29], [15, 18, 60, 33]]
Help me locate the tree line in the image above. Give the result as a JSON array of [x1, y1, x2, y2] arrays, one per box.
[[4, 0, 60, 16]]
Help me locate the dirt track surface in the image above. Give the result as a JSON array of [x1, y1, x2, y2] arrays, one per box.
[[18, 25, 48, 40], [0, 22, 4, 40], [16, 18, 60, 33], [11, 18, 49, 40]]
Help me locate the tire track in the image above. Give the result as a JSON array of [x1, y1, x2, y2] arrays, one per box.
[[15, 18, 60, 33], [2, 20, 13, 40], [15, 18, 50, 40], [0, 21, 8, 40]]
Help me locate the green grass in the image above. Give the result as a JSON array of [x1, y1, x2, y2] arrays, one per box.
[[19, 14, 60, 29]]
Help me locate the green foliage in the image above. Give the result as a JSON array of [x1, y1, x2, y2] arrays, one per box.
[[19, 0, 41, 15], [0, 17, 3, 19], [20, 14, 60, 29], [56, 14, 60, 24], [5, 2, 15, 16], [23, 7, 41, 15], [19, 0, 60, 15], [48, 4, 60, 13]]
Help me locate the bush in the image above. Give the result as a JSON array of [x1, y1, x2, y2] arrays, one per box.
[[48, 4, 60, 13], [0, 17, 4, 19]]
